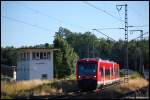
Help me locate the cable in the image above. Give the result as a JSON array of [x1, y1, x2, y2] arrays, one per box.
[[82, 1, 124, 22], [2, 15, 56, 32], [92, 29, 116, 41], [95, 25, 148, 30], [130, 32, 149, 41], [18, 3, 63, 23], [16, 2, 90, 30], [128, 25, 149, 28], [97, 27, 124, 30]]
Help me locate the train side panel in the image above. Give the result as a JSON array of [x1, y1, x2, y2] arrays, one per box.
[[76, 58, 120, 91]]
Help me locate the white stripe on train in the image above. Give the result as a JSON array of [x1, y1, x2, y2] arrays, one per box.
[[97, 78, 120, 85]]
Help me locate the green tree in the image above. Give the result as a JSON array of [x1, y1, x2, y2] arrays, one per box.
[[1, 46, 17, 66], [53, 31, 79, 78]]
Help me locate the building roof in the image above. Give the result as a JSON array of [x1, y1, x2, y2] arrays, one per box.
[[17, 48, 60, 51]]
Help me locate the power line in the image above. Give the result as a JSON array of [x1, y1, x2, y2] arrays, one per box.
[[2, 15, 56, 32], [97, 27, 124, 30], [95, 25, 148, 30], [18, 2, 63, 23], [128, 25, 149, 28], [130, 32, 149, 41], [82, 1, 124, 22], [16, 2, 90, 30], [92, 29, 116, 41]]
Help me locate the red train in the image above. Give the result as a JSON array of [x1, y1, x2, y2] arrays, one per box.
[[76, 58, 120, 91]]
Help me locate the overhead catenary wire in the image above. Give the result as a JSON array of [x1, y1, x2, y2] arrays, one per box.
[[2, 15, 56, 32], [130, 32, 149, 41], [92, 29, 116, 41], [97, 27, 124, 30], [128, 25, 149, 28], [15, 2, 90, 30], [96, 25, 148, 30], [82, 1, 124, 22]]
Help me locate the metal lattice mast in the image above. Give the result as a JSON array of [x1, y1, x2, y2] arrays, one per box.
[[124, 4, 129, 84], [116, 4, 129, 84], [130, 30, 144, 75]]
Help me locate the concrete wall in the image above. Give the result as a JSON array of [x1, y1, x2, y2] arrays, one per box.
[[17, 49, 53, 81], [16, 60, 30, 80], [29, 59, 53, 80]]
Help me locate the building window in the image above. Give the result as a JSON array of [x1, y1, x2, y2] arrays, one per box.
[[17, 53, 20, 61], [32, 52, 51, 60], [41, 74, 47, 80], [36, 53, 40, 60], [23, 53, 26, 60], [20, 53, 23, 60], [47, 52, 51, 59], [27, 52, 30, 60], [43, 52, 47, 59], [32, 52, 36, 60], [40, 52, 43, 59]]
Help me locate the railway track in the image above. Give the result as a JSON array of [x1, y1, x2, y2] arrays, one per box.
[[17, 80, 149, 99], [48, 80, 123, 99], [21, 80, 122, 99], [119, 85, 149, 99]]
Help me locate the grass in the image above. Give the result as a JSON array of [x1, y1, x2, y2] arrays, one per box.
[[1, 80, 54, 99], [127, 78, 149, 90], [118, 71, 148, 93], [129, 72, 141, 79], [1, 75, 77, 99], [1, 73, 148, 99]]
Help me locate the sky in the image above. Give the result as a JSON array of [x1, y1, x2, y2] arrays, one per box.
[[1, 1, 149, 48]]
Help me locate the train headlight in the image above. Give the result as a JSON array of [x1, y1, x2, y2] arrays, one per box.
[[94, 76, 96, 78], [78, 76, 80, 78]]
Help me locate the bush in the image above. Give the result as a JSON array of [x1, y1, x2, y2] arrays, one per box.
[[119, 71, 124, 77], [1, 75, 12, 81], [130, 72, 141, 79], [1, 95, 13, 99], [64, 74, 76, 80]]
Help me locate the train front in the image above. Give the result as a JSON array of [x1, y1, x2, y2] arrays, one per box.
[[76, 58, 98, 91]]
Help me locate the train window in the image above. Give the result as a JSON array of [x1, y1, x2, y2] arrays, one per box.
[[100, 68, 103, 77], [115, 68, 118, 77], [78, 62, 97, 75], [111, 68, 113, 76], [116, 68, 119, 77], [105, 69, 110, 76]]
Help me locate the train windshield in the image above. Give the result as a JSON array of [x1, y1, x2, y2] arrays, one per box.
[[78, 62, 97, 75]]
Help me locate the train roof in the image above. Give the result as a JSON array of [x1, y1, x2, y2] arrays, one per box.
[[78, 58, 118, 64]]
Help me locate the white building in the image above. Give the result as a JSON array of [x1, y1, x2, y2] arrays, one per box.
[[16, 48, 56, 81]]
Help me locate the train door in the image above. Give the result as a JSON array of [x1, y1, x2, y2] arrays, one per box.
[[110, 67, 112, 80], [100, 66, 104, 85], [102, 67, 105, 85], [113, 63, 114, 79]]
